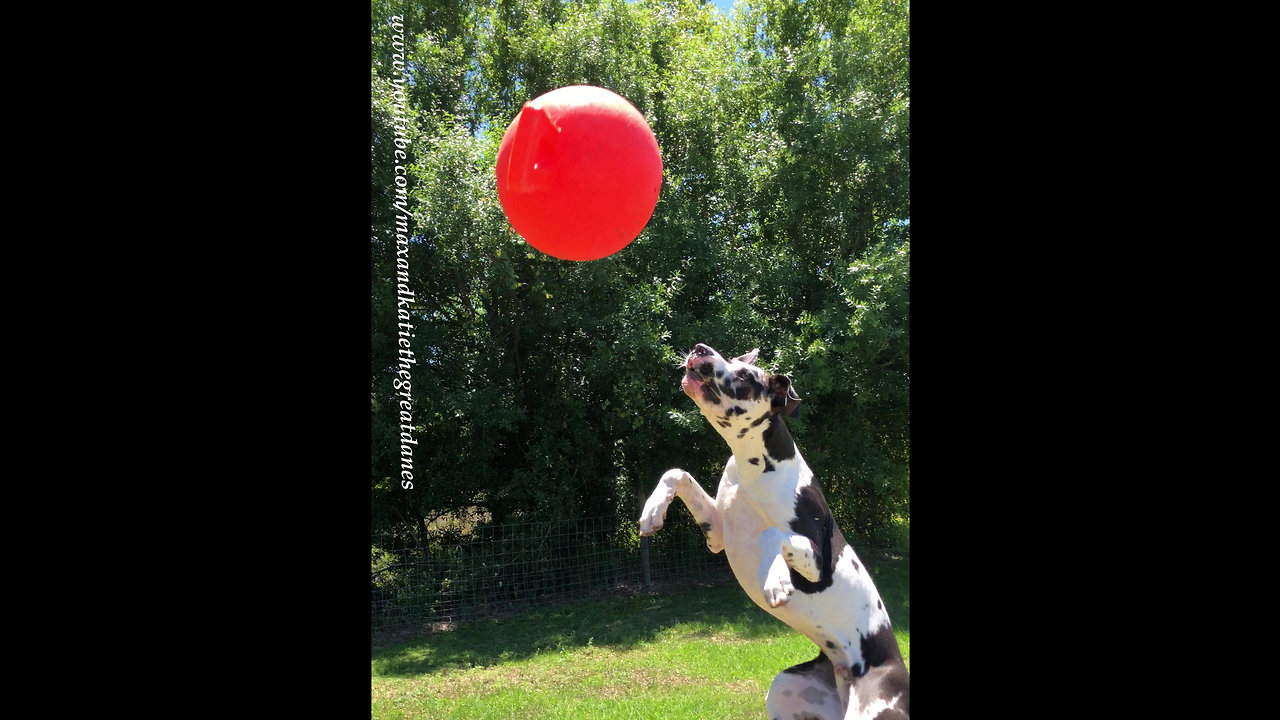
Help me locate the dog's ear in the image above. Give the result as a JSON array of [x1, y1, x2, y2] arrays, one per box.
[[768, 374, 802, 418], [734, 348, 760, 365], [785, 386, 801, 418]]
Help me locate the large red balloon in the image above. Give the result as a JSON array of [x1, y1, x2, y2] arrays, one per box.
[[495, 86, 663, 261]]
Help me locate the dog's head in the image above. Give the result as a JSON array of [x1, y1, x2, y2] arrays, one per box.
[[680, 344, 801, 432]]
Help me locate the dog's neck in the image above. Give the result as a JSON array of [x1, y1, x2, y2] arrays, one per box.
[[707, 410, 799, 481]]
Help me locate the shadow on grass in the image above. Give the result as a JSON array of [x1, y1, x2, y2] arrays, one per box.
[[865, 553, 910, 634], [372, 555, 909, 677]]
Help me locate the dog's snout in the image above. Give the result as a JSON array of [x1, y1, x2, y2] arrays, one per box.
[[687, 344, 720, 373]]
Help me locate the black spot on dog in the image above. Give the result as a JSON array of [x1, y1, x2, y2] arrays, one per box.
[[825, 641, 836, 649], [714, 368, 766, 403], [699, 521, 712, 533], [762, 415, 796, 461], [717, 420, 732, 428], [726, 406, 747, 416], [750, 414, 769, 427], [782, 652, 836, 689], [859, 624, 905, 671], [857, 663, 911, 716], [737, 428, 749, 438], [748, 457, 760, 465], [877, 598, 882, 609], [763, 457, 775, 473], [787, 484, 837, 594], [700, 383, 722, 405], [736, 374, 765, 400]]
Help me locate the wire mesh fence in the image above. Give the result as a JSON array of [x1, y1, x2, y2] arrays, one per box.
[[371, 510, 907, 635]]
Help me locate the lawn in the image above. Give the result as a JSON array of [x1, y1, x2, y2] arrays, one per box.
[[371, 557, 908, 719]]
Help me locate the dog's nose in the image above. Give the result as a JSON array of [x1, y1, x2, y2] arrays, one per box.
[[692, 343, 714, 357]]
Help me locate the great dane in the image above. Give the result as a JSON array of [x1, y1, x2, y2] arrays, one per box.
[[639, 344, 909, 720]]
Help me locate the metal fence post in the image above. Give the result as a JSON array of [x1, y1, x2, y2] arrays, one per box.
[[641, 535, 651, 589]]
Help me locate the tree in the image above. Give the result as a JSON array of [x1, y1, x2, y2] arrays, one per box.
[[371, 0, 910, 545]]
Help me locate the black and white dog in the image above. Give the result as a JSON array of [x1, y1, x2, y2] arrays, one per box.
[[639, 344, 909, 720]]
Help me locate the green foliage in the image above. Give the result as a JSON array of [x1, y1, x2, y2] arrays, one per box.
[[372, 0, 910, 543]]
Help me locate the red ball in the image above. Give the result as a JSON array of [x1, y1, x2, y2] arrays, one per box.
[[495, 86, 663, 261]]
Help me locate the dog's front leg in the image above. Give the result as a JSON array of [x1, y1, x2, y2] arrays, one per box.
[[638, 469, 723, 553], [757, 527, 822, 607]]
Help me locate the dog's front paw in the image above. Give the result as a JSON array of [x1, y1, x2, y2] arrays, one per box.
[[639, 470, 685, 536], [638, 489, 675, 536], [763, 572, 794, 608], [638, 500, 668, 536], [762, 556, 795, 608]]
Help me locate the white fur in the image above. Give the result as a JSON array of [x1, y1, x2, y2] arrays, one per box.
[[849, 693, 903, 720]]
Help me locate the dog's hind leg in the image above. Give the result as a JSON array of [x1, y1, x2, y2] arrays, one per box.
[[765, 652, 843, 720], [639, 469, 723, 553]]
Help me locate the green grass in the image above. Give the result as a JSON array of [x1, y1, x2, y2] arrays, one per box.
[[372, 557, 908, 719]]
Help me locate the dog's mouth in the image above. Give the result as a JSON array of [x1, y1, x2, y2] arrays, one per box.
[[681, 349, 720, 401], [681, 366, 703, 398]]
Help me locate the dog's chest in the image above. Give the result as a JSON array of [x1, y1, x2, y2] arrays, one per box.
[[715, 458, 800, 610], [717, 455, 810, 536], [715, 479, 774, 613]]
